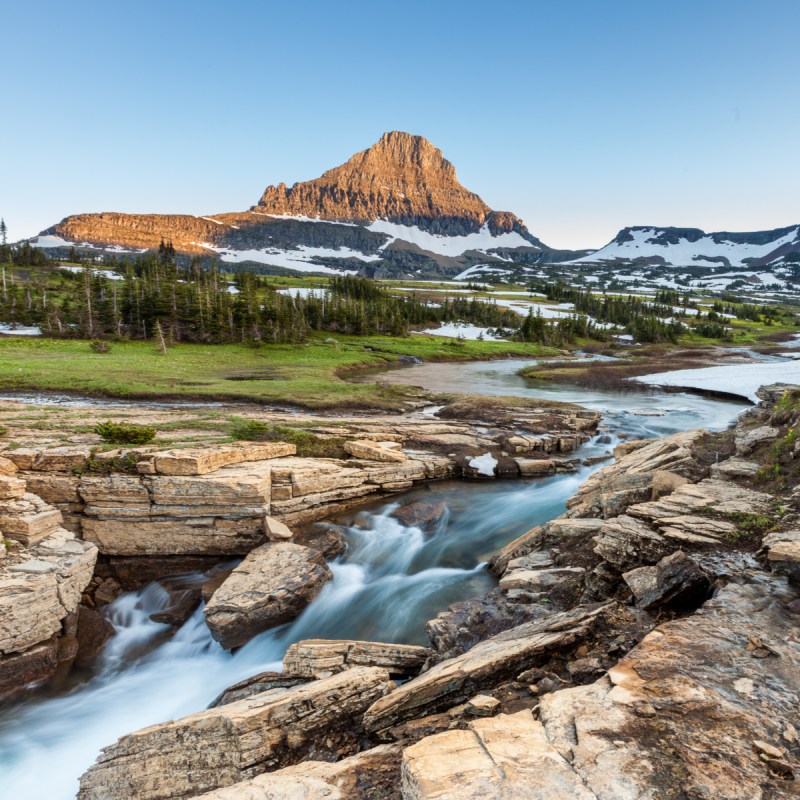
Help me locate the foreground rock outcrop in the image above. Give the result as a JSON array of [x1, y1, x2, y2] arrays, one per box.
[[78, 667, 394, 800]]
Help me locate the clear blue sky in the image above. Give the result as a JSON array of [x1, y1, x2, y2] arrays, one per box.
[[3, 0, 798, 249]]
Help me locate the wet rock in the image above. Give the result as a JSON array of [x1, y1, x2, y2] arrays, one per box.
[[283, 639, 431, 679], [204, 542, 332, 649], [293, 524, 347, 560], [364, 603, 610, 736], [0, 638, 59, 700], [78, 667, 393, 800], [623, 550, 711, 611], [400, 710, 595, 800], [209, 671, 309, 707], [93, 576, 123, 605], [75, 606, 115, 667], [425, 588, 546, 660], [391, 501, 447, 531], [200, 568, 235, 603], [149, 585, 201, 626]]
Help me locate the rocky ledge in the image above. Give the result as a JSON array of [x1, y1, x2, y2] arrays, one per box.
[[70, 383, 800, 798], [1, 401, 598, 558], [0, 459, 98, 697]]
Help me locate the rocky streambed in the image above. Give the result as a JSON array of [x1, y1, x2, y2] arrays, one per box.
[[6, 382, 799, 798]]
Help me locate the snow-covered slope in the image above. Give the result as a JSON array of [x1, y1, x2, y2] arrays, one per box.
[[574, 225, 800, 268]]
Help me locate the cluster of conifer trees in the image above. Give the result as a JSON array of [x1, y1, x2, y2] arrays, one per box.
[[0, 243, 563, 344]]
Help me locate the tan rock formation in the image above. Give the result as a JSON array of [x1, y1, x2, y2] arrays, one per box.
[[77, 667, 393, 800], [401, 711, 596, 800], [204, 542, 332, 649]]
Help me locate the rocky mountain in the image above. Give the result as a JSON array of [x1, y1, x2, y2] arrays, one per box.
[[33, 132, 578, 278], [573, 224, 800, 269]]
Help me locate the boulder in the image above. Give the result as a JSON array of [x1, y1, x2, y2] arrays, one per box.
[[283, 639, 431, 679], [364, 603, 609, 735], [489, 518, 603, 577], [391, 501, 447, 530], [77, 667, 393, 800], [204, 542, 332, 649], [401, 710, 596, 800], [623, 550, 710, 611], [264, 516, 294, 541]]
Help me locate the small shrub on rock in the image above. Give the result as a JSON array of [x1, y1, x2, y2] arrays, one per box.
[[229, 419, 346, 458], [90, 340, 111, 354], [94, 421, 157, 445]]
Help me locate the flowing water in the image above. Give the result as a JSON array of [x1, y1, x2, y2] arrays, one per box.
[[0, 363, 749, 799]]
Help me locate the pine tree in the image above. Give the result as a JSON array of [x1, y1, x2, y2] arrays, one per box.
[[0, 218, 7, 247]]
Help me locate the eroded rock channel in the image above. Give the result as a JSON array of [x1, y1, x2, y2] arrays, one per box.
[[4, 385, 800, 798]]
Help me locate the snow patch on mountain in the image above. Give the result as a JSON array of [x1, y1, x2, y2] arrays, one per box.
[[368, 221, 537, 257], [32, 235, 146, 254], [574, 226, 800, 268]]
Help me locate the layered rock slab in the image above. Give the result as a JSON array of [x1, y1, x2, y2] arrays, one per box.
[[78, 667, 393, 800], [283, 639, 432, 679], [364, 603, 608, 736], [204, 542, 332, 649]]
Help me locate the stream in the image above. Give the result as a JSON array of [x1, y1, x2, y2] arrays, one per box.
[[0, 362, 749, 799]]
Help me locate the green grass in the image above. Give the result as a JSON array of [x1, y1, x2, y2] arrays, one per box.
[[0, 334, 555, 410]]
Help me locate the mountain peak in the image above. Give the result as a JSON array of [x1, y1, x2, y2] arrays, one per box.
[[254, 132, 504, 231]]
